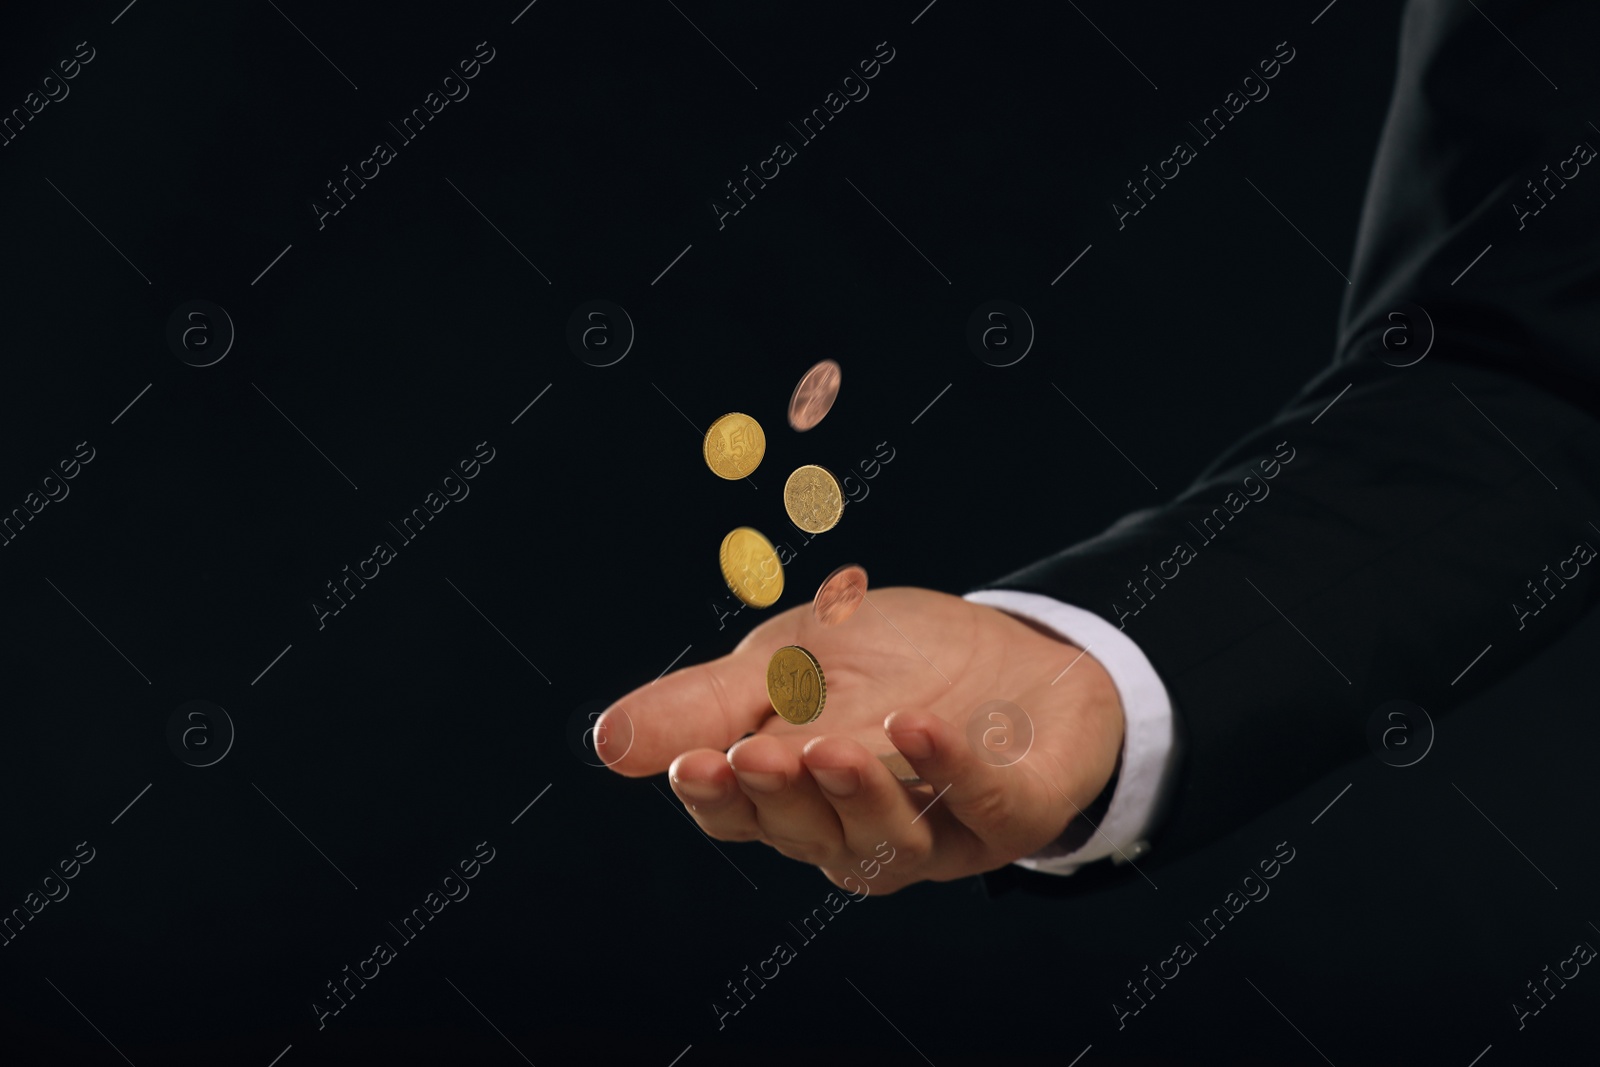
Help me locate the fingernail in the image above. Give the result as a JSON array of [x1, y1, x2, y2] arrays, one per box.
[[891, 727, 934, 761], [736, 770, 786, 794], [811, 766, 860, 797], [672, 775, 724, 803]]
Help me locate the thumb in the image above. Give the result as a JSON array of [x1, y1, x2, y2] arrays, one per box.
[[597, 645, 774, 777]]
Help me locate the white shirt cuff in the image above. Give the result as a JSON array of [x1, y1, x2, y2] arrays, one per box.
[[963, 589, 1179, 877]]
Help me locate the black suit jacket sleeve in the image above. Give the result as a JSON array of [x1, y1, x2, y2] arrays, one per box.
[[978, 0, 1600, 891]]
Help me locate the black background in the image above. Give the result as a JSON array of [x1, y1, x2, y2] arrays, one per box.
[[0, 1, 1595, 1064]]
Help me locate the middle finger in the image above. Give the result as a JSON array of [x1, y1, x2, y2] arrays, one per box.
[[727, 734, 845, 866]]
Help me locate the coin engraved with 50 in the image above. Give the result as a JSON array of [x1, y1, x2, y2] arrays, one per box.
[[704, 412, 766, 480]]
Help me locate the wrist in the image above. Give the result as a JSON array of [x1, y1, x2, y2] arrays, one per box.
[[988, 603, 1126, 808]]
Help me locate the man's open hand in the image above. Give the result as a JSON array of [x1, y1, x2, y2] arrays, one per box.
[[594, 587, 1124, 894]]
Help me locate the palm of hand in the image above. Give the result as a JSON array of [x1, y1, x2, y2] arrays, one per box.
[[598, 586, 1125, 892], [741, 587, 1055, 765]]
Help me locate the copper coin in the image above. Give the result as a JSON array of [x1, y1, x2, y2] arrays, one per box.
[[813, 564, 868, 627], [787, 359, 842, 432]]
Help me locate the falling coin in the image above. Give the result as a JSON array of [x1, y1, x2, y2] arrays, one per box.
[[703, 412, 766, 480], [787, 359, 842, 432], [719, 527, 784, 608], [766, 645, 826, 724], [783, 464, 844, 534], [876, 751, 924, 786], [813, 564, 868, 627]]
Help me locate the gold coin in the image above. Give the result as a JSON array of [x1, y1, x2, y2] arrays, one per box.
[[783, 464, 844, 534], [703, 412, 765, 480], [766, 645, 826, 724], [719, 526, 784, 608]]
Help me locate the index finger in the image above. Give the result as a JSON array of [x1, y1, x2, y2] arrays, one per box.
[[596, 646, 776, 777]]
